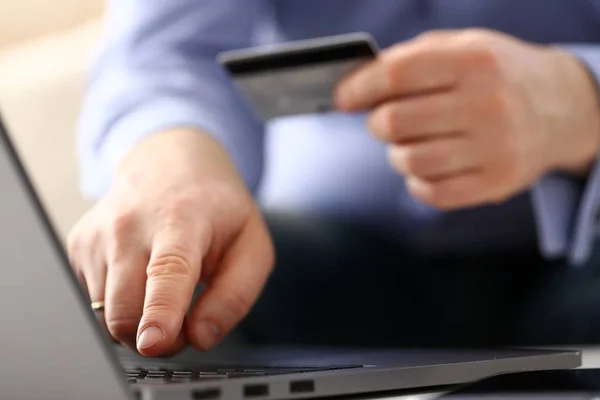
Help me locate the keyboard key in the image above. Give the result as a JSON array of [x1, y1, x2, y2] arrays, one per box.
[[143, 376, 169, 384], [191, 374, 228, 381], [122, 363, 364, 384]]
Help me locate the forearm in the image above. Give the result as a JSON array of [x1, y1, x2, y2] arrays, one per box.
[[77, 0, 266, 199]]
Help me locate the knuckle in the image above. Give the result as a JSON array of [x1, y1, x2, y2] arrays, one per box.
[[373, 105, 398, 139], [219, 292, 253, 319], [455, 28, 493, 46], [402, 151, 422, 175], [389, 146, 425, 176], [381, 62, 398, 92], [107, 210, 136, 239], [147, 252, 193, 279], [67, 215, 90, 255], [423, 187, 447, 209], [67, 222, 101, 270], [453, 32, 502, 74], [382, 105, 399, 135], [66, 230, 84, 260], [143, 295, 182, 315], [407, 179, 428, 203], [470, 48, 502, 75], [386, 146, 403, 174], [409, 181, 451, 210], [366, 113, 379, 138]]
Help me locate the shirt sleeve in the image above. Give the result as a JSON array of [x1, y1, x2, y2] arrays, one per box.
[[531, 44, 600, 266], [77, 0, 267, 200]]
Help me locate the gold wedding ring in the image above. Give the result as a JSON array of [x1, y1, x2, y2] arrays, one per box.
[[91, 300, 105, 312]]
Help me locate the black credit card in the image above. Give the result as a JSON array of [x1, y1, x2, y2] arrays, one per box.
[[218, 32, 379, 121]]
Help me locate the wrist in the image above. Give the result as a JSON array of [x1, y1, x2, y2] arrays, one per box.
[[116, 128, 244, 187], [548, 48, 600, 177]]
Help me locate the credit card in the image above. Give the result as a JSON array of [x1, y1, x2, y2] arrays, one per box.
[[218, 32, 379, 121]]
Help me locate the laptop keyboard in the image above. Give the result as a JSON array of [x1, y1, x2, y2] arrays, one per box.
[[124, 365, 360, 384]]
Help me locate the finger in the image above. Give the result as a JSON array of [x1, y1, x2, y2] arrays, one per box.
[[67, 208, 122, 343], [85, 261, 109, 333], [104, 233, 149, 350], [67, 219, 101, 299], [368, 93, 465, 143], [83, 264, 115, 343], [187, 212, 274, 351], [387, 135, 479, 179], [335, 40, 459, 111], [406, 172, 491, 210], [67, 242, 91, 299], [136, 223, 206, 356], [69, 231, 111, 335]]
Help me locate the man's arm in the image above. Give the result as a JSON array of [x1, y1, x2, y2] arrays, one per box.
[[77, 0, 266, 199], [532, 45, 600, 266]]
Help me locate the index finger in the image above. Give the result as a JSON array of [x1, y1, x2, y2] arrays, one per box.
[[334, 39, 459, 111], [136, 223, 208, 356]]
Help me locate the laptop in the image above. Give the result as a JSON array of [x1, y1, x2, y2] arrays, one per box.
[[441, 368, 600, 399], [0, 112, 582, 400]]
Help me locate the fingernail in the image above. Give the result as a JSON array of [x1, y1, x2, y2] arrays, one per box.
[[195, 320, 221, 349], [137, 325, 164, 350]]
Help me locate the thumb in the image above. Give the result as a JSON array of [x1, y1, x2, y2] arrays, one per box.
[[136, 226, 205, 356]]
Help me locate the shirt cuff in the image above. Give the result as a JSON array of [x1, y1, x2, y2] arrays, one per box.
[[80, 96, 263, 200], [530, 44, 600, 266], [568, 159, 600, 266], [530, 173, 584, 262]]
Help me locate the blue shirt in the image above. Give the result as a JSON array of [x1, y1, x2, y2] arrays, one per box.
[[78, 0, 600, 265]]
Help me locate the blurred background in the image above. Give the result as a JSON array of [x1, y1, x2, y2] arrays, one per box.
[[0, 0, 105, 242]]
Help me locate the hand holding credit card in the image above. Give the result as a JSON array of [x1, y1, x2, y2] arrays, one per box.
[[218, 32, 379, 121]]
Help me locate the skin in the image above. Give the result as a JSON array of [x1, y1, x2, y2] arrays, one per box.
[[335, 29, 600, 209], [68, 28, 600, 357], [68, 129, 274, 356]]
